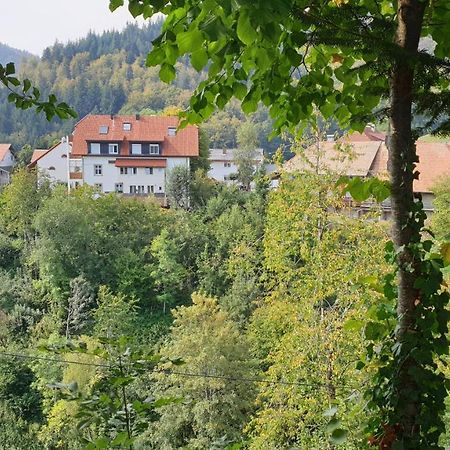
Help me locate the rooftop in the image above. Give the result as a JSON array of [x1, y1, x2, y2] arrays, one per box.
[[71, 115, 199, 157]]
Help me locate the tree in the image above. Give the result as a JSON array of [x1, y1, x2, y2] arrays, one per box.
[[147, 293, 256, 449], [65, 276, 95, 339], [235, 121, 259, 190], [0, 168, 50, 247], [165, 165, 191, 209], [190, 127, 211, 173], [113, 0, 450, 445], [247, 171, 388, 449]]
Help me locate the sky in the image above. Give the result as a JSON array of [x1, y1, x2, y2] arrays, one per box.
[[1, 0, 144, 55]]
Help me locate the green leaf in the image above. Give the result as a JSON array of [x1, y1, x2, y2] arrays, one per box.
[[343, 319, 364, 331], [237, 9, 258, 45], [326, 418, 341, 433], [330, 428, 348, 445], [128, 1, 143, 17], [177, 30, 204, 54], [191, 48, 208, 71], [94, 437, 109, 449], [364, 321, 386, 341], [159, 63, 176, 84], [5, 62, 15, 75], [109, 0, 124, 12], [111, 432, 129, 446]]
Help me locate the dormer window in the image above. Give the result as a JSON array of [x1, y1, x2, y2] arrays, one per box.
[[150, 144, 160, 155], [123, 123, 131, 131], [109, 143, 119, 154], [99, 126, 108, 134], [168, 127, 176, 136], [131, 143, 142, 155]]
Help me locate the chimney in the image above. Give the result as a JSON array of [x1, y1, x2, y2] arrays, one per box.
[[136, 114, 140, 120]]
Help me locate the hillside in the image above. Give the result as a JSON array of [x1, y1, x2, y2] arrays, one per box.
[[0, 42, 34, 66], [0, 22, 281, 156]]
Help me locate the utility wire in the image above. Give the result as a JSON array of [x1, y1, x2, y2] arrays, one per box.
[[0, 350, 358, 389]]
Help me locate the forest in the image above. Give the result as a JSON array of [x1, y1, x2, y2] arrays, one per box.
[[0, 159, 448, 449]]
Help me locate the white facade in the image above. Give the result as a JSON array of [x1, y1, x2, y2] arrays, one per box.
[[208, 148, 264, 184], [0, 146, 15, 186], [81, 156, 190, 195], [36, 140, 70, 185], [0, 149, 15, 168]]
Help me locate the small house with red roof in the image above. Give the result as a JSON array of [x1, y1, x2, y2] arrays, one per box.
[[70, 114, 199, 195], [0, 144, 16, 186], [29, 139, 71, 185]]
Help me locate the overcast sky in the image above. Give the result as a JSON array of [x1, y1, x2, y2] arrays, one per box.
[[1, 0, 144, 55]]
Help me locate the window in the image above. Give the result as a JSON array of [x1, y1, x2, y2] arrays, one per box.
[[130, 185, 145, 194], [168, 127, 176, 136], [94, 183, 102, 191], [115, 183, 123, 193], [90, 143, 101, 154], [131, 167, 137, 175], [94, 164, 102, 176], [120, 167, 128, 175], [224, 162, 231, 167], [150, 144, 160, 155], [131, 143, 142, 155], [123, 122, 131, 131], [145, 167, 153, 175], [147, 185, 154, 193], [99, 126, 108, 134], [158, 186, 163, 191], [109, 143, 119, 154], [48, 166, 55, 171]]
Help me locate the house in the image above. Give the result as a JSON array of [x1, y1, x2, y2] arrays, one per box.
[[0, 144, 16, 186], [283, 135, 450, 217], [208, 148, 264, 183], [70, 114, 199, 196], [29, 138, 71, 185]]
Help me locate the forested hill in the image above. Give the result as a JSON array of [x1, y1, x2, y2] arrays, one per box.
[[0, 43, 33, 66], [0, 21, 280, 155]]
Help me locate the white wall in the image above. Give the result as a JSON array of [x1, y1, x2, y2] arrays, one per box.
[[82, 156, 190, 194], [208, 161, 238, 183], [37, 141, 69, 184], [0, 149, 15, 168]]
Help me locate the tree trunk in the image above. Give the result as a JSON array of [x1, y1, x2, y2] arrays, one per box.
[[388, 0, 426, 439]]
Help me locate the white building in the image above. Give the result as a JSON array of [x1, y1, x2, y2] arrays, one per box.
[[208, 148, 264, 184], [0, 144, 16, 186], [68, 114, 198, 197], [29, 139, 71, 185]]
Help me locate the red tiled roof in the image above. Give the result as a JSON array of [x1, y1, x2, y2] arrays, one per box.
[[0, 144, 13, 162], [30, 149, 50, 165], [115, 159, 167, 168], [71, 115, 199, 157], [347, 127, 386, 142], [284, 139, 450, 194], [415, 143, 450, 193], [284, 141, 382, 177]]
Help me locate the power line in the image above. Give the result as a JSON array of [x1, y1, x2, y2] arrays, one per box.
[[0, 350, 357, 389]]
